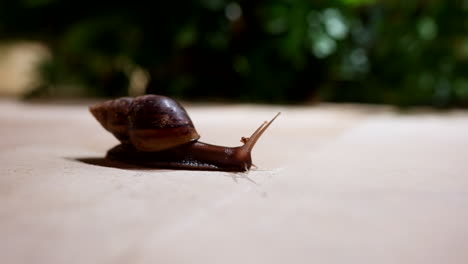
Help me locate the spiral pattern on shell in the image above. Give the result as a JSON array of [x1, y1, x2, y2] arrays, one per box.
[[89, 95, 200, 152]]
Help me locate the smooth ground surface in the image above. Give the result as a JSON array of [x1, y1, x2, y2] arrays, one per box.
[[1, 100, 467, 264]]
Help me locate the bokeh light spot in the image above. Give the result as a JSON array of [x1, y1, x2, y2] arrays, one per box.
[[225, 2, 242, 21], [312, 34, 337, 58], [418, 17, 437, 40], [322, 8, 349, 40]]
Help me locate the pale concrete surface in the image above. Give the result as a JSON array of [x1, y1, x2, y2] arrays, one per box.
[[1, 100, 467, 264]]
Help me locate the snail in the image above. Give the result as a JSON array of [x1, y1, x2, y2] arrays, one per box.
[[89, 94, 280, 171]]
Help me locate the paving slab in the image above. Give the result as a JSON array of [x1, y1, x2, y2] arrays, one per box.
[[1, 100, 467, 264]]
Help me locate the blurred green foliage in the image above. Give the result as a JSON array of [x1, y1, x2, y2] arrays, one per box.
[[1, 0, 468, 107]]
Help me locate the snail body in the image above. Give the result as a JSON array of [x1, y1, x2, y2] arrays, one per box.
[[89, 94, 279, 171]]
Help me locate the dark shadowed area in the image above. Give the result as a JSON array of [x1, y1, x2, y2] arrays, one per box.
[[1, 0, 468, 107]]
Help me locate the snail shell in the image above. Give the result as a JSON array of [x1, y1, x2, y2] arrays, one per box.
[[89, 95, 200, 151]]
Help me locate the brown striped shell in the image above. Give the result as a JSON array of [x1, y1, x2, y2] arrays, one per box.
[[89, 95, 200, 152]]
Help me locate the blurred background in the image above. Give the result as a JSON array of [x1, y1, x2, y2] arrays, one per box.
[[0, 0, 467, 107]]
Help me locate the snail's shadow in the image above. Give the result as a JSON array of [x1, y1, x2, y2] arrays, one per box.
[[67, 157, 259, 184], [69, 157, 155, 170]]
